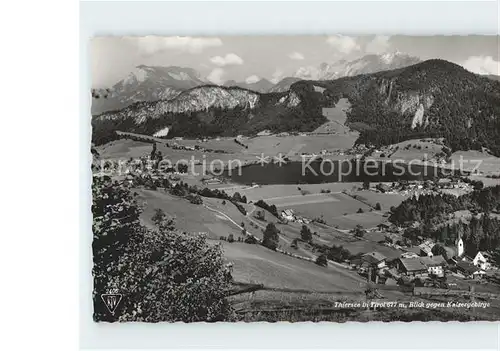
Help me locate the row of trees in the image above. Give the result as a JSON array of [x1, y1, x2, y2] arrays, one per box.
[[254, 199, 280, 218]]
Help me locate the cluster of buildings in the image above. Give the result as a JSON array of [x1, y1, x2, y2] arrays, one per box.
[[353, 236, 498, 285], [368, 178, 473, 197]]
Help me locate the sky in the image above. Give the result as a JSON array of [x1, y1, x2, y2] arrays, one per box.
[[91, 35, 499, 88]]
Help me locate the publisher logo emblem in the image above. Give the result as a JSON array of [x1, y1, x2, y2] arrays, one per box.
[[101, 293, 122, 315]]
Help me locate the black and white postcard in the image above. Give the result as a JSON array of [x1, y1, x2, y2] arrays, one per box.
[[91, 35, 500, 323]]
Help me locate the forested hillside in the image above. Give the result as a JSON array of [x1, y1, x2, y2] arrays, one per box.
[[92, 84, 328, 145], [92, 60, 500, 155], [306, 60, 500, 156], [390, 185, 500, 257]]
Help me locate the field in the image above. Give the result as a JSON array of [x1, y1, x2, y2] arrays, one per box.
[[372, 138, 447, 162], [283, 192, 372, 220], [222, 183, 360, 202], [349, 190, 409, 210], [136, 188, 243, 239], [96, 138, 152, 159], [314, 98, 351, 134], [221, 241, 365, 291], [325, 212, 387, 230], [449, 150, 500, 175]]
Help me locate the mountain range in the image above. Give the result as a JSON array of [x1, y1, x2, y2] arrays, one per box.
[[223, 78, 274, 93], [294, 52, 422, 81], [91, 66, 206, 115], [92, 52, 423, 114], [92, 59, 500, 156]]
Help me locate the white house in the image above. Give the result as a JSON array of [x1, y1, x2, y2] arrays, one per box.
[[281, 209, 295, 221], [473, 252, 493, 270], [420, 255, 447, 277]]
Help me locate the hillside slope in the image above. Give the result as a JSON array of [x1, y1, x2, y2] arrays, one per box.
[[303, 59, 500, 156], [92, 84, 328, 145]]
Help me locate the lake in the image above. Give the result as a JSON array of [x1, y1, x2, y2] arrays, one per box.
[[223, 159, 464, 185]]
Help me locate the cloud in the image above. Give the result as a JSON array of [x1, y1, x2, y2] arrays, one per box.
[[295, 66, 319, 80], [271, 69, 285, 84], [365, 35, 391, 54], [132, 36, 222, 55], [210, 53, 244, 67], [288, 52, 305, 60], [207, 68, 225, 84], [461, 56, 500, 75], [326, 35, 360, 54], [245, 75, 260, 84]]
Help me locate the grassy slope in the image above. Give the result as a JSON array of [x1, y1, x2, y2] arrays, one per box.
[[314, 98, 352, 134], [222, 242, 365, 291]]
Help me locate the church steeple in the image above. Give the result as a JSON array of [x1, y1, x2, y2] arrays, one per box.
[[456, 235, 464, 257]]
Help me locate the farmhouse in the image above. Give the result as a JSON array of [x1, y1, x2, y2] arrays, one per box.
[[419, 240, 435, 257], [473, 251, 494, 270], [376, 183, 390, 193], [437, 178, 453, 189], [281, 209, 295, 221], [257, 130, 271, 136], [361, 252, 387, 269], [420, 255, 447, 277], [455, 260, 485, 279], [401, 251, 420, 259], [202, 177, 222, 185], [396, 258, 428, 276]]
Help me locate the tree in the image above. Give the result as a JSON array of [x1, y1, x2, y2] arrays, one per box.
[[316, 254, 328, 267], [152, 208, 166, 227], [431, 243, 448, 260], [92, 176, 233, 322], [244, 235, 258, 244], [300, 225, 313, 242], [255, 210, 265, 221], [375, 202, 382, 211], [177, 163, 188, 174], [262, 223, 280, 250], [232, 192, 243, 203], [363, 180, 370, 190], [188, 194, 203, 205], [357, 208, 364, 214], [150, 143, 157, 160], [473, 180, 484, 190], [228, 234, 235, 243], [353, 224, 366, 238]]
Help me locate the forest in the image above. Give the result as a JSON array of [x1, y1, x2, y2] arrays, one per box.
[[390, 185, 500, 257]]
